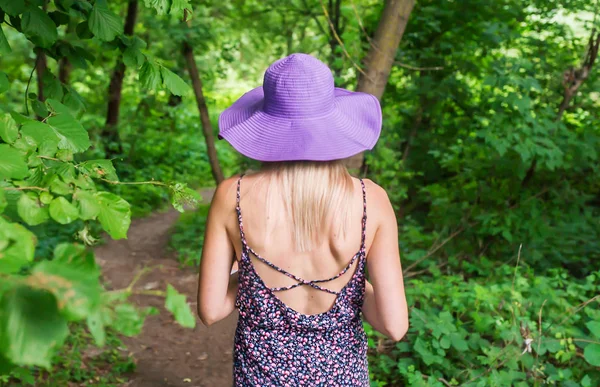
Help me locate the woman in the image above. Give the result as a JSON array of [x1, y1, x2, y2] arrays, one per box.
[[197, 53, 408, 386]]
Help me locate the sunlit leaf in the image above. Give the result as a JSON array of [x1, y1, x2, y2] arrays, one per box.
[[0, 113, 18, 144], [17, 192, 49, 226], [0, 286, 69, 368], [160, 66, 190, 96], [88, 0, 124, 41], [165, 284, 196, 328], [46, 114, 91, 152], [49, 196, 79, 224], [0, 144, 28, 179], [144, 0, 169, 15], [139, 60, 162, 90], [96, 192, 131, 239], [0, 218, 36, 274]]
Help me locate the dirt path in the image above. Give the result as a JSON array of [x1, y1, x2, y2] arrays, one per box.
[[95, 189, 236, 387]]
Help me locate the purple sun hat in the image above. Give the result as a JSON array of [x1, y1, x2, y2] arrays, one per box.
[[218, 53, 382, 162]]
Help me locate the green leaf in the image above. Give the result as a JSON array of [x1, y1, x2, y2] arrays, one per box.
[[49, 196, 79, 224], [20, 121, 59, 149], [123, 47, 145, 68], [0, 0, 25, 16], [160, 66, 189, 96], [170, 0, 191, 18], [165, 284, 196, 328], [32, 247, 101, 320], [450, 332, 469, 351], [31, 99, 49, 118], [112, 303, 147, 336], [0, 144, 28, 179], [0, 113, 19, 144], [0, 189, 6, 214], [42, 74, 64, 101], [21, 7, 58, 48], [88, 0, 124, 41], [75, 21, 94, 39], [0, 218, 36, 274], [144, 0, 169, 15], [96, 192, 131, 239], [75, 190, 101, 220], [46, 114, 91, 152], [49, 176, 72, 195], [586, 321, 600, 338], [78, 159, 118, 181], [39, 191, 53, 205], [17, 192, 49, 226], [0, 286, 69, 368], [582, 375, 592, 387], [0, 72, 9, 93], [169, 183, 201, 212], [0, 25, 11, 55], [63, 87, 87, 117], [139, 60, 162, 90], [439, 335, 451, 349], [584, 344, 600, 367], [86, 309, 106, 346], [46, 99, 74, 118]]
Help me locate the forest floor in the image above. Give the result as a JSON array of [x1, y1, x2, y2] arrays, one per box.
[[95, 188, 237, 387]]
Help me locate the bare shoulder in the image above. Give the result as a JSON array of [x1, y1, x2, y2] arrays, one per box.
[[359, 178, 396, 226], [360, 178, 392, 208], [210, 175, 240, 213]]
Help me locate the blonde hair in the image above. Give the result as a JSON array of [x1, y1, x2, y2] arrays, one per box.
[[260, 160, 354, 252]]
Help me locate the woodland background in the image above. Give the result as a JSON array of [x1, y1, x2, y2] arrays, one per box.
[[0, 0, 599, 386]]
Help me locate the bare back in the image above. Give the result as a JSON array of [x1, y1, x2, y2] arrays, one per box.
[[225, 173, 371, 316]]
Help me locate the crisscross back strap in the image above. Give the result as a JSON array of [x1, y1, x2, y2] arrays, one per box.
[[235, 175, 368, 295]]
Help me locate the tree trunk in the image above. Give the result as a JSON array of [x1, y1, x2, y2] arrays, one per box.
[[182, 41, 225, 185], [101, 0, 138, 156], [58, 57, 72, 84], [344, 0, 415, 170]]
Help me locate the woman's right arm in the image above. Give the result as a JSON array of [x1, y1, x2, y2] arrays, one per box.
[[361, 182, 409, 341]]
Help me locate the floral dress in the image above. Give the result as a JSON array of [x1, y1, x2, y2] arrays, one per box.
[[233, 175, 369, 386]]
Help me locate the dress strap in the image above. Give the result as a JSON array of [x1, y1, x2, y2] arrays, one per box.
[[235, 174, 248, 249], [359, 178, 367, 252]]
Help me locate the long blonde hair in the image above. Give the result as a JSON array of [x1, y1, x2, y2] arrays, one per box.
[[260, 160, 354, 252]]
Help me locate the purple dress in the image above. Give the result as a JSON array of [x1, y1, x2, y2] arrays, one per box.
[[233, 175, 369, 386]]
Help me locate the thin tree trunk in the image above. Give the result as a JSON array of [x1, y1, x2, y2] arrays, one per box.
[[101, 0, 138, 156], [182, 41, 225, 184], [34, 48, 47, 121], [58, 57, 72, 84], [344, 0, 415, 170]]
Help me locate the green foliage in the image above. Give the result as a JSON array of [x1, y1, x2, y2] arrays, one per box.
[[169, 204, 210, 266], [1, 323, 136, 386], [367, 267, 600, 386], [0, 0, 200, 377]]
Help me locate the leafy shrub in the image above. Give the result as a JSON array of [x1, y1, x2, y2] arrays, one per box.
[[367, 265, 600, 386]]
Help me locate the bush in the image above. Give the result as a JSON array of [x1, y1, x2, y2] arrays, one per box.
[[367, 265, 600, 386]]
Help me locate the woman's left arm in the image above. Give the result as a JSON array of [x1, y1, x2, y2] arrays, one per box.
[[197, 178, 239, 326]]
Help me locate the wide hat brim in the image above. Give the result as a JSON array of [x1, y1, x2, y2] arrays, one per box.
[[218, 87, 382, 162]]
